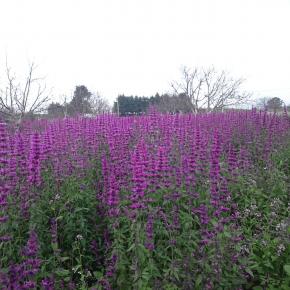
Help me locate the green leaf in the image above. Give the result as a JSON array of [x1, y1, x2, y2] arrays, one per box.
[[283, 265, 290, 276], [55, 269, 70, 277], [60, 256, 70, 262], [127, 244, 135, 252], [172, 269, 179, 281], [93, 271, 103, 279], [223, 231, 231, 238], [51, 242, 58, 251], [245, 268, 254, 278], [195, 274, 202, 286]]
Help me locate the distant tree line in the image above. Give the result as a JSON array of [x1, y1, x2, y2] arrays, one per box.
[[113, 66, 255, 115], [112, 95, 152, 115], [1, 61, 289, 122], [47, 85, 111, 118], [0, 61, 111, 122], [256, 96, 287, 113], [114, 94, 289, 116], [113, 93, 196, 116]]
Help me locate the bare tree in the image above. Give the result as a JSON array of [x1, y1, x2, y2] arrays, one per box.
[[90, 92, 111, 115], [256, 97, 270, 110], [171, 67, 202, 113], [155, 93, 193, 113], [46, 89, 111, 119], [171, 66, 251, 113], [0, 61, 50, 122]]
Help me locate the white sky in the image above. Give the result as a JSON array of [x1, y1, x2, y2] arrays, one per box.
[[0, 0, 290, 105]]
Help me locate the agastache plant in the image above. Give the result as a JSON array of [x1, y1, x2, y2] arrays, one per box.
[[0, 122, 12, 245], [0, 109, 289, 289], [28, 132, 41, 187]]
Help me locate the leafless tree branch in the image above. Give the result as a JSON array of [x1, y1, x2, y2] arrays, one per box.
[[171, 66, 251, 113], [0, 61, 50, 122]]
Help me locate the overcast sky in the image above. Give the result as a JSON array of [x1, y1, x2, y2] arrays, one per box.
[[0, 0, 290, 105]]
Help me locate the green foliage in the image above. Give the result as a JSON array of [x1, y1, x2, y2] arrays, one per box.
[[27, 168, 107, 288], [114, 95, 152, 116], [266, 97, 284, 112], [228, 144, 290, 289], [1, 128, 289, 289]]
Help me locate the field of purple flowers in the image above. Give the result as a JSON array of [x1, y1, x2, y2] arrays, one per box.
[[0, 109, 290, 289]]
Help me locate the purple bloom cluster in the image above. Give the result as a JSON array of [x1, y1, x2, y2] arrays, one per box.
[[28, 132, 41, 186], [0, 109, 289, 288], [130, 139, 148, 209]]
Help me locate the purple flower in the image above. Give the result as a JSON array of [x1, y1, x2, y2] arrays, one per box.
[[41, 277, 55, 290], [23, 230, 39, 257], [145, 214, 155, 251], [22, 280, 37, 289]]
